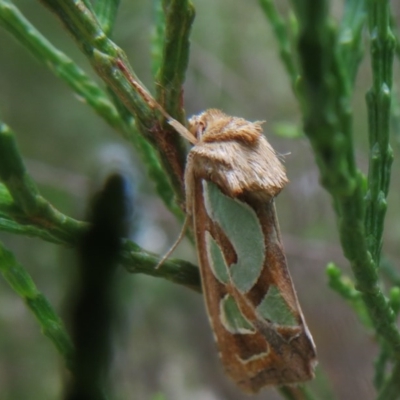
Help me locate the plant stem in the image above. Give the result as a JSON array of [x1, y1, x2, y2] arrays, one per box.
[[120, 240, 201, 292], [0, 120, 200, 290], [292, 0, 400, 360], [259, 0, 298, 89], [338, 0, 367, 83], [326, 263, 371, 327], [38, 0, 189, 206], [0, 120, 85, 244], [0, 242, 74, 369], [152, 0, 195, 182], [0, 0, 182, 220], [156, 0, 195, 121], [151, 0, 165, 77], [0, 1, 120, 134], [92, 0, 120, 36], [365, 0, 398, 391], [364, 0, 395, 266]]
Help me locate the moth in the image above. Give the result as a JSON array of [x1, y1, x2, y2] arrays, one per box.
[[115, 60, 316, 392], [176, 109, 317, 393]]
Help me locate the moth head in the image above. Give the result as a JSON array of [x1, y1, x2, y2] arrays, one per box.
[[188, 109, 220, 141], [167, 111, 210, 146], [169, 109, 263, 147], [189, 109, 262, 146]]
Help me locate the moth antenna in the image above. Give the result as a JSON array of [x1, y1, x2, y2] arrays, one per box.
[[168, 119, 197, 144], [155, 215, 191, 269], [116, 59, 196, 144]]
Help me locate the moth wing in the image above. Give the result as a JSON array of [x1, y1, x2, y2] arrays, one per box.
[[192, 178, 316, 392]]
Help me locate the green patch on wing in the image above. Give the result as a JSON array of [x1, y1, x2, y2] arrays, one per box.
[[206, 232, 229, 284], [220, 294, 255, 334], [204, 182, 265, 293], [257, 285, 297, 326]]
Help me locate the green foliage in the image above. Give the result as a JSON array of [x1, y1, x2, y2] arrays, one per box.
[[0, 241, 74, 368], [0, 0, 399, 399]]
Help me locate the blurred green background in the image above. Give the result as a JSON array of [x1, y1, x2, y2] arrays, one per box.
[[1, 1, 400, 399]]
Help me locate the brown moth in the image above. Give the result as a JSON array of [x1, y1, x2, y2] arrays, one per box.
[[114, 60, 316, 391], [181, 109, 317, 393]]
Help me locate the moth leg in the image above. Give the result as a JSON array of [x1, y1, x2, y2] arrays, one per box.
[[154, 215, 191, 269]]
